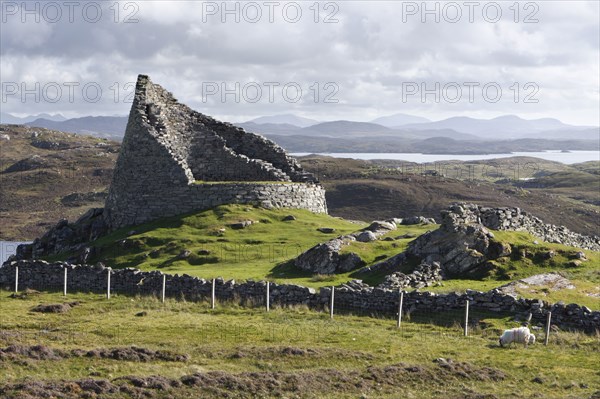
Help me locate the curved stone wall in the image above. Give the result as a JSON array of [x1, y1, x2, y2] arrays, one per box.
[[106, 182, 327, 229]]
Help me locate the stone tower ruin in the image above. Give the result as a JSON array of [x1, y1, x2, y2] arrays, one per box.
[[104, 75, 327, 229]]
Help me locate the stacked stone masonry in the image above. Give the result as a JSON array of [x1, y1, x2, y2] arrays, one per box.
[[1, 260, 597, 332], [104, 75, 326, 229], [444, 203, 600, 251]]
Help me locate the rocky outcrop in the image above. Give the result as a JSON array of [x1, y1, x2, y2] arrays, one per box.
[[294, 219, 402, 274], [104, 75, 326, 230], [60, 191, 107, 207], [407, 203, 600, 277], [400, 216, 436, 225], [2, 155, 50, 173], [11, 208, 108, 261], [496, 273, 575, 296], [407, 215, 499, 276], [294, 237, 364, 274]]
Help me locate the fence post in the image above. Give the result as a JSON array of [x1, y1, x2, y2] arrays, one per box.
[[106, 269, 111, 299], [266, 281, 270, 312], [396, 290, 404, 328], [464, 300, 469, 337], [161, 274, 166, 303], [544, 311, 552, 346], [329, 286, 335, 319], [14, 266, 19, 293], [63, 268, 68, 296], [211, 278, 216, 309]]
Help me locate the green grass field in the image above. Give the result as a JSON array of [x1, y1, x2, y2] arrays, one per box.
[[0, 290, 598, 399]]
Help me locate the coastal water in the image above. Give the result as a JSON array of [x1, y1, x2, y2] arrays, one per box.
[[0, 241, 31, 265], [292, 150, 600, 164]]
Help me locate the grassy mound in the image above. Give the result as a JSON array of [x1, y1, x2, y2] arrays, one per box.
[[58, 205, 428, 288]]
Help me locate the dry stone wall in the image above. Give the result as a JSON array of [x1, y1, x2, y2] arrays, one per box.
[[104, 75, 326, 230], [450, 203, 600, 251], [2, 260, 598, 332]]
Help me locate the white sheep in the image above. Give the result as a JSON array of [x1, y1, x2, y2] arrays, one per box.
[[499, 327, 536, 348]]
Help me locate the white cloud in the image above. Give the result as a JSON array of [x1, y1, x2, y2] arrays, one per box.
[[0, 0, 598, 125]]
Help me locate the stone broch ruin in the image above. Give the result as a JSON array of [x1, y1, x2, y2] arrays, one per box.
[[104, 74, 327, 229]]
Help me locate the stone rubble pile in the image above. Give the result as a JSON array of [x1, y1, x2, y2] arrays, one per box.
[[377, 262, 443, 290], [13, 208, 108, 261]]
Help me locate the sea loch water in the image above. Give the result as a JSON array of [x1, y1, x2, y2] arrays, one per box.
[[292, 151, 600, 164]]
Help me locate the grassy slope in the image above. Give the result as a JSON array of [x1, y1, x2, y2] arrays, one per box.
[[77, 204, 382, 288], [76, 204, 434, 288], [46, 205, 600, 310], [0, 125, 118, 240], [0, 290, 598, 399]]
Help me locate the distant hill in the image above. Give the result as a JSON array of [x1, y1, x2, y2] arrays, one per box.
[[0, 124, 118, 240], [240, 121, 481, 143], [371, 113, 431, 127], [1, 112, 66, 124], [401, 115, 590, 139], [236, 122, 303, 136], [26, 116, 127, 140], [300, 121, 391, 137], [246, 113, 319, 127], [528, 127, 600, 141]]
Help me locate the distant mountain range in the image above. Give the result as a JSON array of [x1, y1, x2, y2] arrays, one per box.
[[2, 112, 597, 153], [370, 113, 431, 127], [1, 112, 67, 124], [400, 115, 590, 139], [25, 116, 128, 140], [246, 113, 319, 127]]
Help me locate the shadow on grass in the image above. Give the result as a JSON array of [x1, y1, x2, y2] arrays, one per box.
[[349, 255, 421, 286], [267, 260, 314, 280]]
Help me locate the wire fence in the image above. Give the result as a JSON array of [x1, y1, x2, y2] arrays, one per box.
[[2, 262, 599, 348]]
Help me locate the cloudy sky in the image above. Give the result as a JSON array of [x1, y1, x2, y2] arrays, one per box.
[[1, 0, 599, 125]]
